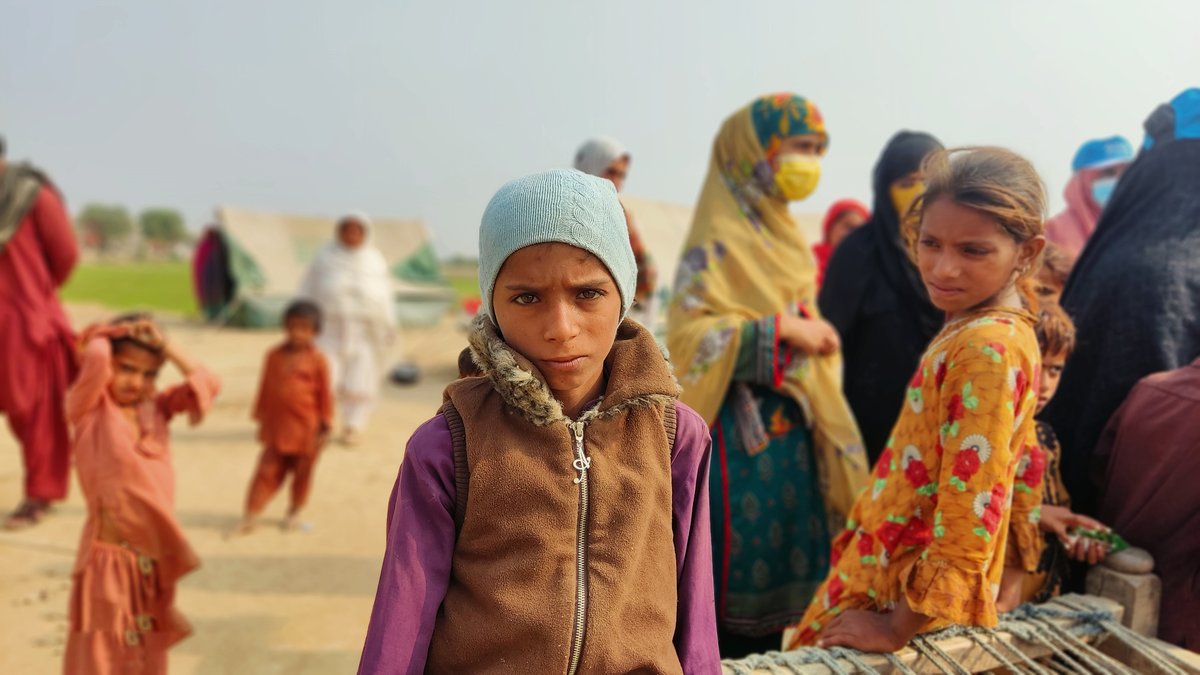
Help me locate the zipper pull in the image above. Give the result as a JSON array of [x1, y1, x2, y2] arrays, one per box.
[[569, 421, 591, 484]]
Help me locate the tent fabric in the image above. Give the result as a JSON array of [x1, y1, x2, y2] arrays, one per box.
[[193, 207, 451, 328], [391, 241, 444, 285]]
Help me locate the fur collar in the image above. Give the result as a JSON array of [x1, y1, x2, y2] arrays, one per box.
[[466, 315, 680, 427]]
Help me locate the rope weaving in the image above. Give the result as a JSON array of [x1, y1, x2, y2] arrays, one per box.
[[1056, 597, 1192, 675], [721, 599, 1197, 674], [1003, 617, 1094, 673], [911, 635, 969, 674], [1030, 616, 1135, 674], [965, 625, 1052, 675], [1046, 658, 1079, 675], [1026, 618, 1107, 673], [811, 646, 858, 674], [828, 647, 884, 674], [881, 651, 921, 675]]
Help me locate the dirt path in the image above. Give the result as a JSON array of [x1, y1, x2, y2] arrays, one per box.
[[0, 305, 464, 674]]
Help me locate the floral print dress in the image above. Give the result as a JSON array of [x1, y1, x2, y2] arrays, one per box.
[[710, 315, 832, 639], [785, 307, 1045, 647], [1021, 421, 1072, 602]]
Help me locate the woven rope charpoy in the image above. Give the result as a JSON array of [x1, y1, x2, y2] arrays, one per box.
[[722, 601, 1196, 675]]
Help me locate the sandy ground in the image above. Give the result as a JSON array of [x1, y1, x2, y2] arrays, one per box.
[[0, 304, 465, 674]]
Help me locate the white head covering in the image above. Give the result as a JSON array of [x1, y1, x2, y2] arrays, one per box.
[[573, 136, 630, 178], [339, 210, 373, 231], [298, 212, 395, 324]]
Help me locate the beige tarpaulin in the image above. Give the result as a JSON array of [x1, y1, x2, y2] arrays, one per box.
[[208, 206, 451, 328], [216, 206, 448, 298]]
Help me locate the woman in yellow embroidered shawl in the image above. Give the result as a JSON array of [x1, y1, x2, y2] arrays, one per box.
[[667, 93, 868, 654]]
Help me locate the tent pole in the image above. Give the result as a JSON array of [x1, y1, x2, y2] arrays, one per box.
[[209, 296, 246, 330]]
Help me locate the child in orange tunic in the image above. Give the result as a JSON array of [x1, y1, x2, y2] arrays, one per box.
[[63, 316, 220, 675], [238, 300, 332, 533], [1019, 303, 1113, 602], [1031, 241, 1074, 306], [783, 147, 1050, 652]]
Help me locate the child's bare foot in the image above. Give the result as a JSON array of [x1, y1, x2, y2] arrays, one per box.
[[339, 428, 359, 447], [227, 516, 258, 538], [281, 514, 312, 533], [3, 499, 51, 531]]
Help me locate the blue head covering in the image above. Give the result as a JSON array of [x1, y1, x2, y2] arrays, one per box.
[[1143, 87, 1200, 150], [748, 93, 828, 158], [1071, 136, 1134, 172], [478, 169, 636, 322]]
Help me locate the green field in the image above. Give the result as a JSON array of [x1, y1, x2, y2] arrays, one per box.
[[62, 262, 196, 316], [62, 261, 476, 316], [446, 273, 480, 301], [442, 260, 479, 303]]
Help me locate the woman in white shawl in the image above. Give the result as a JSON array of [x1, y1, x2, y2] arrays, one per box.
[[299, 212, 396, 445], [575, 137, 660, 331]]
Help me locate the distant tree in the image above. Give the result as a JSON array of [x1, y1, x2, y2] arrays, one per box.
[[139, 208, 188, 247], [77, 203, 134, 252], [445, 254, 479, 266]]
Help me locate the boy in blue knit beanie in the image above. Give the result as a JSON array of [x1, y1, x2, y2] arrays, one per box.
[[358, 169, 719, 673]]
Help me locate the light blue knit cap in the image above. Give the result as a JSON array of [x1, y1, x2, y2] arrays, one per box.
[[479, 169, 636, 322]]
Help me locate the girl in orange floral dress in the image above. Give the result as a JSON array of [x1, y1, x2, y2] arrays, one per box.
[[783, 147, 1049, 652]]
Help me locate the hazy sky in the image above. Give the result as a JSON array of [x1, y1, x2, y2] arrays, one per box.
[[3, 0, 1198, 257]]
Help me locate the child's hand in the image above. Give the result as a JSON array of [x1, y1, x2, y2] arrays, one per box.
[[1064, 530, 1111, 565], [781, 316, 841, 356], [818, 609, 909, 653], [82, 322, 143, 344], [131, 320, 165, 349], [159, 338, 199, 376], [315, 424, 331, 451], [1040, 504, 1111, 564], [107, 319, 164, 347]]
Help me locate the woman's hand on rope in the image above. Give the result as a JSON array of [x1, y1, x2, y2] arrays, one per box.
[[818, 609, 907, 652], [780, 315, 841, 356], [1039, 505, 1111, 564], [818, 607, 918, 653]]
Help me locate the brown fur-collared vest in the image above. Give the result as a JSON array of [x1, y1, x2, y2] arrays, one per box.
[[425, 316, 683, 674]]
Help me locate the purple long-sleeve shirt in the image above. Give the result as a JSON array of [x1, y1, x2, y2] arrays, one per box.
[[357, 402, 721, 674]]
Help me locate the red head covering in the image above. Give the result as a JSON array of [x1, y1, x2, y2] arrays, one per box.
[[1044, 168, 1104, 257], [813, 199, 870, 286], [821, 198, 871, 243]]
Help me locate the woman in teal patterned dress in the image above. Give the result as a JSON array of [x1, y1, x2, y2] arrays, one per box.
[[668, 93, 868, 656]]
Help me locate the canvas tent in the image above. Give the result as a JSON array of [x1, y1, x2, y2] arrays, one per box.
[[193, 206, 452, 328]]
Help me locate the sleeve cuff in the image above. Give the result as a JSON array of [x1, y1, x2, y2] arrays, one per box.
[[733, 315, 788, 386], [762, 314, 783, 387], [753, 314, 787, 387], [904, 558, 998, 627], [183, 367, 221, 424]]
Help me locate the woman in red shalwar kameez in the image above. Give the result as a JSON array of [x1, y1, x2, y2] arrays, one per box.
[[0, 141, 79, 529]]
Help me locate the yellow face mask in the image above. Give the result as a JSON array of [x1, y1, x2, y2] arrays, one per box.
[[890, 181, 925, 221], [774, 154, 821, 202]]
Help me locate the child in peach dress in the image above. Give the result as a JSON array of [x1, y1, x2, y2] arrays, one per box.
[[63, 317, 219, 675]]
